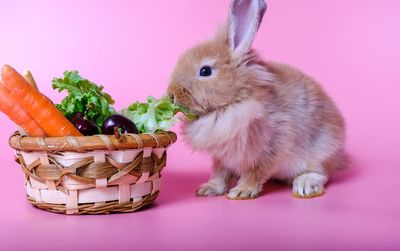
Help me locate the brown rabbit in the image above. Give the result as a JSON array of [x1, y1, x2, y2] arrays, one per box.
[[167, 0, 346, 199]]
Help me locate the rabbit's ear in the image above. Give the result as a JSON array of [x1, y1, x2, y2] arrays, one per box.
[[228, 0, 267, 58]]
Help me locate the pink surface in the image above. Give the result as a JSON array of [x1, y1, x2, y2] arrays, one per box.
[[0, 0, 399, 250]]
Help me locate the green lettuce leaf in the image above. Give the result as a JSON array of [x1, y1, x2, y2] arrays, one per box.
[[121, 96, 196, 133], [52, 71, 116, 128]]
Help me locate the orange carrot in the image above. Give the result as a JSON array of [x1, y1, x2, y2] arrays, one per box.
[[1, 65, 81, 137], [0, 84, 46, 136]]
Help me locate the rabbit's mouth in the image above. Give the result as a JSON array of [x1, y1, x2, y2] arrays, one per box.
[[173, 97, 203, 118], [168, 85, 205, 116]]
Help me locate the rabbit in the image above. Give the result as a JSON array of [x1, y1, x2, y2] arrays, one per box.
[[167, 0, 346, 200]]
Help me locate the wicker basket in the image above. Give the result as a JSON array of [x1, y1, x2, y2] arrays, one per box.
[[8, 131, 176, 215]]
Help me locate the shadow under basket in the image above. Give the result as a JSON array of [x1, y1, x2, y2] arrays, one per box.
[[9, 131, 177, 215]]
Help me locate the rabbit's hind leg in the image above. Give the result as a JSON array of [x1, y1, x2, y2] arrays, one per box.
[[292, 171, 328, 198]]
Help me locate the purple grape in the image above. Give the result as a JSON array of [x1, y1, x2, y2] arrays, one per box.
[[102, 114, 138, 135], [70, 112, 100, 136]]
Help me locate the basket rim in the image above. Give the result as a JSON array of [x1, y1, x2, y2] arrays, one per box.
[[9, 131, 177, 152]]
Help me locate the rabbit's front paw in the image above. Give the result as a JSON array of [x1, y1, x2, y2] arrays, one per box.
[[196, 182, 227, 197], [226, 184, 262, 200]]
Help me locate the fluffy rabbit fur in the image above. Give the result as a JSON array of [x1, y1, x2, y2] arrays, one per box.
[[167, 0, 346, 199]]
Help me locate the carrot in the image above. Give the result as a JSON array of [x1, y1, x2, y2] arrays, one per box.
[[23, 70, 39, 90], [0, 84, 46, 137], [1, 65, 81, 137]]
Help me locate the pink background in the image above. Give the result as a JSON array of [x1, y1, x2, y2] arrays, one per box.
[[0, 0, 399, 250]]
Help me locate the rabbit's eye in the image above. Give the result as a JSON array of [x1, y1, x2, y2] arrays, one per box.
[[199, 66, 212, 77]]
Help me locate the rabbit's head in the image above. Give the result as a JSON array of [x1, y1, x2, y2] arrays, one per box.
[[168, 0, 268, 116]]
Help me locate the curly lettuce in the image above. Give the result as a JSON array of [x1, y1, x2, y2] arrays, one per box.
[[52, 71, 116, 128], [121, 96, 196, 133]]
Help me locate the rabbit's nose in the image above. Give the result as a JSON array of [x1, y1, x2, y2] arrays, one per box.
[[169, 93, 176, 103], [167, 85, 176, 102]]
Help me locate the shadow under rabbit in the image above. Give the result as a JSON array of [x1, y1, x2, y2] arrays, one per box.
[[156, 164, 358, 204]]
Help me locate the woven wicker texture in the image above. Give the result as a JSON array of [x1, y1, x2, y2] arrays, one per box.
[[9, 131, 177, 152], [9, 132, 176, 215]]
